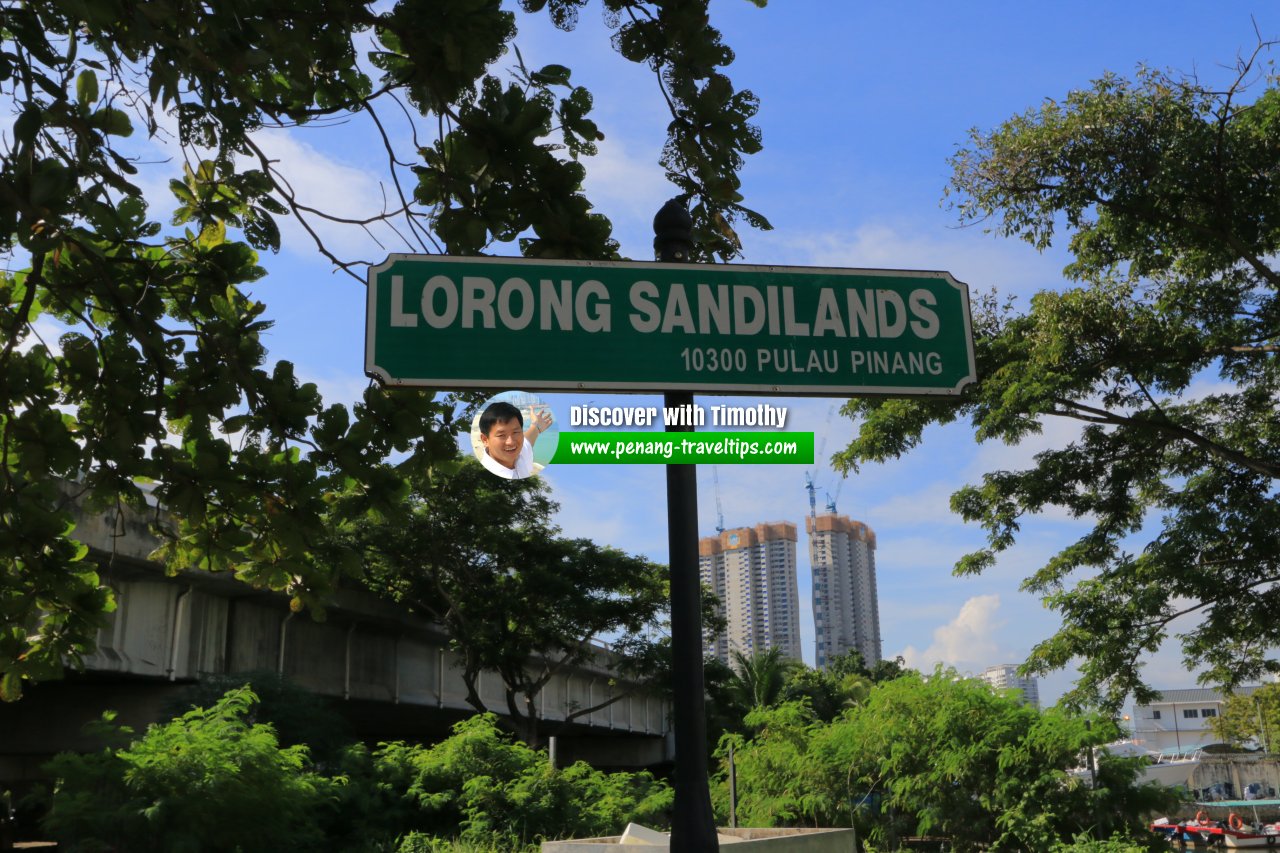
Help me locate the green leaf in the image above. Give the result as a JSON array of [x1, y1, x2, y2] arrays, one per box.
[[12, 106, 42, 146], [198, 219, 227, 249], [0, 671, 21, 702], [244, 208, 280, 253], [76, 69, 99, 106], [531, 64, 572, 87], [91, 107, 133, 137]]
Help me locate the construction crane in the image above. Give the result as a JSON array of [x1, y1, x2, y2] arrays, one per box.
[[825, 477, 844, 514], [713, 465, 726, 533], [804, 472, 818, 522], [805, 405, 836, 520]]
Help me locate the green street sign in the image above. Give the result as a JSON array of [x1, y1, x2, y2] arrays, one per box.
[[365, 255, 976, 395]]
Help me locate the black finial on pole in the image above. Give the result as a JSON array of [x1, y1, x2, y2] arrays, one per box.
[[654, 198, 695, 262]]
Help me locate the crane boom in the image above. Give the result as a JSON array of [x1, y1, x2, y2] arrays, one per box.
[[713, 466, 726, 533], [825, 476, 845, 514]]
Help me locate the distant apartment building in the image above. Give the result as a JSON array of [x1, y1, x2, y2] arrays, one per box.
[[981, 664, 1041, 710], [699, 522, 802, 665], [807, 513, 881, 671], [1131, 686, 1261, 753]]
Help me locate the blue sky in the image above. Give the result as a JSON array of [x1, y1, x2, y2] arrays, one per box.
[[87, 2, 1280, 706]]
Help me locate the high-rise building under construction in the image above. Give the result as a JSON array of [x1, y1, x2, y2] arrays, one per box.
[[808, 513, 881, 670], [698, 522, 802, 665]]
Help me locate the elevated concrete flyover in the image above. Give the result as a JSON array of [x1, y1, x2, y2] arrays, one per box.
[[1, 493, 671, 784]]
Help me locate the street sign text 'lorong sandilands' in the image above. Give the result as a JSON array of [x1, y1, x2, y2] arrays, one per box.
[[365, 255, 976, 395]]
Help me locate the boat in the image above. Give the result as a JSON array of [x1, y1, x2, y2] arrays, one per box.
[[1152, 802, 1280, 848], [1142, 747, 1204, 787], [1075, 741, 1202, 788]]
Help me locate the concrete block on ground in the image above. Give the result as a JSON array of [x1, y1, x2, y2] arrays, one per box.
[[542, 827, 856, 851]]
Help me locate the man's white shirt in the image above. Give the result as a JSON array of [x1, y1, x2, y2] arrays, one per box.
[[481, 437, 535, 479]]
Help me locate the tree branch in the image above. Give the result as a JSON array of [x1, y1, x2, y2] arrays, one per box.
[[361, 95, 441, 255], [1049, 396, 1280, 479], [240, 135, 368, 283], [0, 253, 42, 366], [1136, 567, 1280, 633], [563, 681, 646, 725]]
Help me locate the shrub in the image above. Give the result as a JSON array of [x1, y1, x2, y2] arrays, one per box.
[[44, 687, 331, 852], [43, 693, 669, 851], [1052, 834, 1167, 852], [713, 672, 1178, 851], [165, 670, 352, 766], [367, 714, 672, 848]]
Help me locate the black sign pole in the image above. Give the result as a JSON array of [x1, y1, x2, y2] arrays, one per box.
[[654, 199, 719, 852]]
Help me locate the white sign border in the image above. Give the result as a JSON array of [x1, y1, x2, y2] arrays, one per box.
[[365, 255, 977, 397]]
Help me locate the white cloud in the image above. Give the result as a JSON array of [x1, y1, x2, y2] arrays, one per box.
[[18, 315, 69, 356], [865, 481, 963, 529], [101, 95, 409, 265], [967, 408, 1093, 478], [879, 534, 973, 576], [299, 370, 374, 412], [879, 598, 971, 627], [1184, 374, 1247, 401], [546, 464, 670, 559], [763, 220, 1067, 301], [581, 134, 671, 237], [898, 593, 1006, 673], [249, 128, 406, 261]]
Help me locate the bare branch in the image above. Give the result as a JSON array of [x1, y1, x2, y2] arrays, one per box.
[[240, 135, 368, 282], [1050, 396, 1280, 479], [362, 96, 442, 254]]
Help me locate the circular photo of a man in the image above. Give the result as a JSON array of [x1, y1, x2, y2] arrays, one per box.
[[470, 391, 557, 480]]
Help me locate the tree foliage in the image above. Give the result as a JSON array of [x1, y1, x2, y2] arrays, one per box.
[[706, 650, 883, 748], [354, 714, 671, 849], [778, 651, 876, 722], [43, 687, 331, 852], [713, 671, 1176, 852], [1209, 683, 1280, 750], [164, 670, 353, 765], [836, 46, 1280, 710], [726, 646, 799, 710], [0, 0, 768, 698], [42, 690, 670, 851], [350, 460, 670, 744]]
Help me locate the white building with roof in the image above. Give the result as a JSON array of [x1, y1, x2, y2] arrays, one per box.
[[1130, 686, 1262, 753], [981, 664, 1040, 709]]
